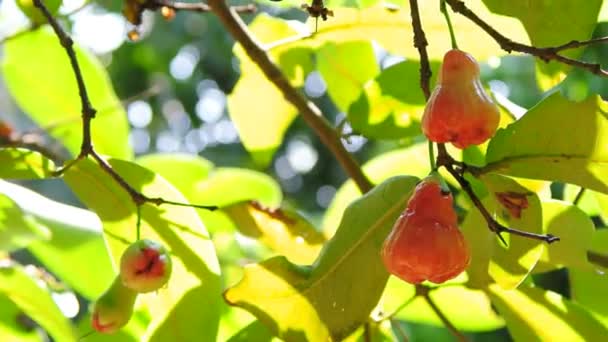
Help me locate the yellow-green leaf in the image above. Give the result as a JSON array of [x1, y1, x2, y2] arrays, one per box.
[[317, 41, 379, 112], [0, 192, 50, 252], [0, 148, 56, 179], [537, 200, 595, 272], [224, 202, 326, 264], [488, 284, 608, 341], [64, 158, 221, 340], [0, 262, 76, 341], [2, 29, 132, 159], [463, 174, 543, 289], [485, 93, 608, 194], [224, 176, 418, 341]]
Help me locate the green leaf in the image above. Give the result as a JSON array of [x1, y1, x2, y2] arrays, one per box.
[[228, 14, 313, 166], [137, 154, 282, 234], [227, 320, 276, 342], [391, 282, 505, 332], [348, 61, 438, 139], [0, 148, 56, 179], [224, 176, 419, 341], [0, 192, 50, 252], [563, 184, 601, 217], [537, 200, 595, 271], [0, 262, 76, 341], [462, 174, 544, 289], [0, 294, 40, 341], [2, 29, 132, 159], [0, 180, 113, 299], [223, 202, 326, 264], [317, 41, 379, 112], [488, 284, 608, 341], [482, 0, 602, 89], [63, 158, 222, 341], [570, 231, 608, 327], [594, 191, 608, 224], [485, 93, 608, 194], [322, 143, 431, 237], [135, 153, 215, 197]]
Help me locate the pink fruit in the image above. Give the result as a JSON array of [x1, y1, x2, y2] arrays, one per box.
[[120, 239, 172, 293]]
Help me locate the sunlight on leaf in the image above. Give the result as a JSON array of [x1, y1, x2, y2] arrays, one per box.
[[224, 176, 418, 341], [0, 148, 56, 179], [535, 200, 595, 272], [0, 193, 50, 252], [64, 158, 221, 341], [483, 0, 603, 89], [229, 14, 313, 166], [0, 262, 76, 341], [317, 41, 379, 112], [488, 284, 608, 341], [391, 282, 505, 331], [462, 174, 543, 289], [224, 202, 326, 264], [2, 30, 132, 159], [0, 180, 113, 299], [269, 4, 528, 61], [485, 93, 608, 194], [0, 295, 40, 341]]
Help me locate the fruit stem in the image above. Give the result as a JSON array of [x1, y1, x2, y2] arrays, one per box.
[[428, 140, 437, 171], [440, 0, 458, 49], [136, 205, 142, 241]]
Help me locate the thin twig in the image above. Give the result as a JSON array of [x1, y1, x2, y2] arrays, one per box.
[[32, 0, 96, 156], [390, 319, 409, 342], [572, 187, 586, 206], [207, 0, 373, 193], [436, 144, 559, 244], [445, 0, 608, 78], [587, 251, 608, 269], [143, 0, 256, 13], [421, 287, 469, 342], [33, 0, 218, 214], [408, 0, 432, 99]]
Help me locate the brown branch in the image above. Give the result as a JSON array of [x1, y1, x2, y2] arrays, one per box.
[[207, 0, 373, 193], [588, 251, 608, 269], [444, 0, 608, 78], [32, 0, 217, 214], [32, 0, 96, 156], [552, 36, 608, 52], [408, 0, 432, 99], [572, 187, 586, 206], [420, 287, 469, 342], [144, 0, 256, 13], [436, 144, 559, 244]]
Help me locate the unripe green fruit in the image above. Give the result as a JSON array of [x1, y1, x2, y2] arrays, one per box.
[[91, 277, 137, 334], [17, 0, 62, 25], [120, 239, 172, 293]]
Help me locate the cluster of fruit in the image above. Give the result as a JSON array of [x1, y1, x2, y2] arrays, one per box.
[[91, 239, 172, 333], [382, 49, 499, 284]]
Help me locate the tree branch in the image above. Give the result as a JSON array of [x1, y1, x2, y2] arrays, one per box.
[[420, 287, 469, 342], [207, 0, 373, 193], [436, 144, 559, 244], [32, 0, 96, 155], [445, 0, 608, 78], [144, 0, 256, 14], [408, 0, 432, 99], [32, 0, 217, 214]]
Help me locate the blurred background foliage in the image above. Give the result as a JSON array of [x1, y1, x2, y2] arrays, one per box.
[[1, 0, 608, 341]]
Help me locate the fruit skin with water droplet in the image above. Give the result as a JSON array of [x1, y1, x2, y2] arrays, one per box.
[[17, 0, 62, 25], [120, 239, 172, 293], [91, 277, 137, 334], [381, 175, 470, 284], [422, 49, 500, 149]]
